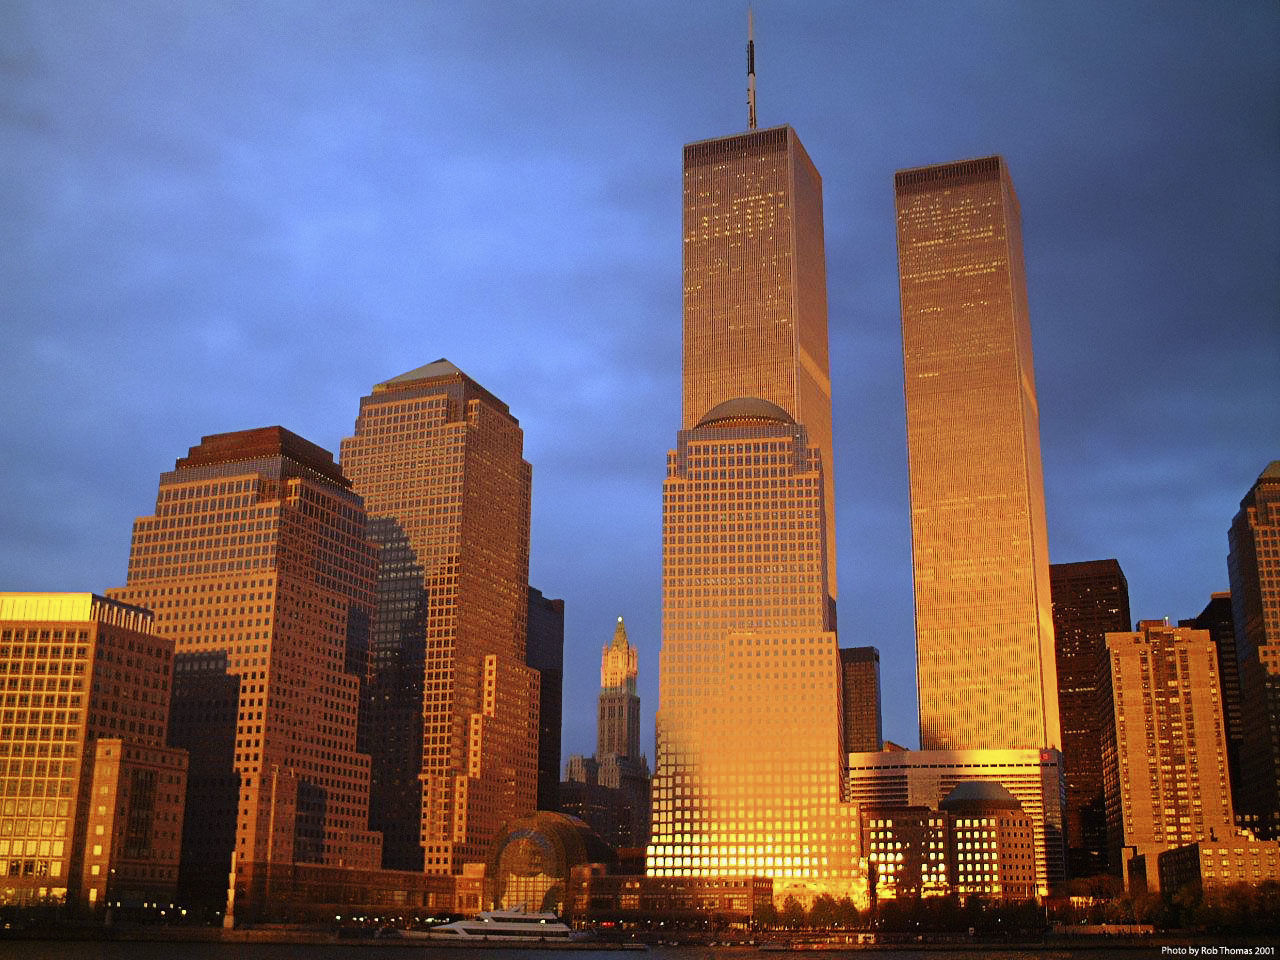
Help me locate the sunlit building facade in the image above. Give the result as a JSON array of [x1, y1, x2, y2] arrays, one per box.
[[846, 746, 1066, 895], [0, 593, 187, 911], [1103, 621, 1234, 890], [682, 125, 836, 604], [895, 156, 1060, 753], [647, 400, 857, 899], [341, 360, 539, 875], [599, 617, 640, 761], [1229, 462, 1280, 840], [1050, 558, 1131, 877], [109, 428, 382, 912]]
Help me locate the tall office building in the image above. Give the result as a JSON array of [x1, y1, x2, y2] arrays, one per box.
[[1050, 559, 1131, 876], [839, 646, 883, 753], [1180, 592, 1245, 820], [599, 617, 640, 761], [0, 593, 187, 911], [648, 399, 856, 897], [109, 427, 381, 909], [527, 587, 564, 813], [895, 156, 1060, 753], [1103, 621, 1234, 889], [681, 124, 836, 606], [341, 360, 539, 875], [1229, 461, 1280, 839]]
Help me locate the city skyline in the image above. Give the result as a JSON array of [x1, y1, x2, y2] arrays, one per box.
[[3, 2, 1277, 761]]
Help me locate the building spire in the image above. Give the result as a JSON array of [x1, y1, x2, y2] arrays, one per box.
[[612, 615, 628, 649], [747, 7, 757, 130]]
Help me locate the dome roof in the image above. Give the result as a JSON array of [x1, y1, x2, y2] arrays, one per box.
[[696, 397, 795, 428], [939, 781, 1022, 811]]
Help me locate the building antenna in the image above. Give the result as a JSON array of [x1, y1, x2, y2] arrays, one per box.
[[747, 7, 757, 130]]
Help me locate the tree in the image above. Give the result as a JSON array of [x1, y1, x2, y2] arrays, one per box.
[[780, 896, 806, 929]]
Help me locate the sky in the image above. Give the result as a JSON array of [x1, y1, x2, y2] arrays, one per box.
[[2, 1, 1277, 763]]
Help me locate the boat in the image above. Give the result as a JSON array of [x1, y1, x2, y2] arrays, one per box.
[[427, 906, 576, 941]]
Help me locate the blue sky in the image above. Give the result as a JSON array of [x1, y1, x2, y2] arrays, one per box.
[[3, 1, 1277, 761]]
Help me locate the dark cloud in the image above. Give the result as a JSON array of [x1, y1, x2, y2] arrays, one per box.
[[2, 0, 1276, 758]]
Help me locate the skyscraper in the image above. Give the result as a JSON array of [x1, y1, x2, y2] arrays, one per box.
[[527, 587, 565, 813], [1180, 592, 1245, 821], [648, 399, 856, 897], [681, 124, 836, 607], [1229, 461, 1280, 839], [340, 360, 539, 875], [1050, 559, 1131, 876], [895, 156, 1060, 753], [109, 427, 382, 909], [599, 616, 640, 761], [839, 646, 883, 753], [561, 617, 650, 849], [1103, 621, 1234, 889], [0, 593, 187, 912]]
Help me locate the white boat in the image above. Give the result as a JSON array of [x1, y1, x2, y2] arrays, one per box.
[[427, 907, 575, 941]]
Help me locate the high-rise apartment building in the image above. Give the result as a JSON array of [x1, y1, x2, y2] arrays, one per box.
[[839, 646, 882, 753], [0, 593, 187, 911], [109, 427, 381, 910], [527, 587, 564, 813], [1229, 461, 1280, 839], [1103, 621, 1234, 889], [599, 617, 640, 761], [1180, 592, 1245, 820], [1050, 559, 1131, 877], [895, 156, 1060, 753], [340, 360, 539, 875], [648, 399, 856, 898], [681, 125, 836, 607]]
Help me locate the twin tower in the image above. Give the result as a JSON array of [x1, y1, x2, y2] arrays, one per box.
[[647, 122, 1060, 901]]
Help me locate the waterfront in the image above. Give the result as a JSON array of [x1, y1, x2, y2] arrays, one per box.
[[0, 940, 1261, 960]]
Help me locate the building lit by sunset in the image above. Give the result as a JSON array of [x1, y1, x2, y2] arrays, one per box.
[[681, 125, 837, 605], [847, 747, 1065, 895], [0, 593, 187, 912], [647, 399, 856, 899], [895, 156, 1060, 753], [598, 617, 640, 761], [109, 427, 381, 913], [1103, 620, 1234, 890], [341, 360, 539, 875]]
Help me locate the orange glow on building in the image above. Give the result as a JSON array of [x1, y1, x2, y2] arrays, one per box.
[[109, 427, 382, 910], [1104, 621, 1234, 888], [0, 593, 187, 911], [681, 126, 836, 602], [340, 360, 539, 875], [895, 156, 1060, 753], [598, 617, 639, 761], [647, 399, 857, 899]]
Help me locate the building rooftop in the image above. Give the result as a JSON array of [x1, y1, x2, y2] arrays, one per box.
[[940, 780, 1022, 811], [696, 396, 795, 428], [377, 357, 464, 388]]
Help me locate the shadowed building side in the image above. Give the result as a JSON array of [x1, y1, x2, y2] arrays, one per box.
[[341, 361, 539, 875], [108, 427, 382, 917]]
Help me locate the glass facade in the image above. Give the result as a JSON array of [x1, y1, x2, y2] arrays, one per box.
[[895, 156, 1060, 753], [681, 126, 836, 601]]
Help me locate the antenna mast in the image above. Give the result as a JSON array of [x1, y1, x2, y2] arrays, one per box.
[[747, 8, 757, 130]]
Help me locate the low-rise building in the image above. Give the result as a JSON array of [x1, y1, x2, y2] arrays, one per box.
[[1158, 834, 1280, 894]]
